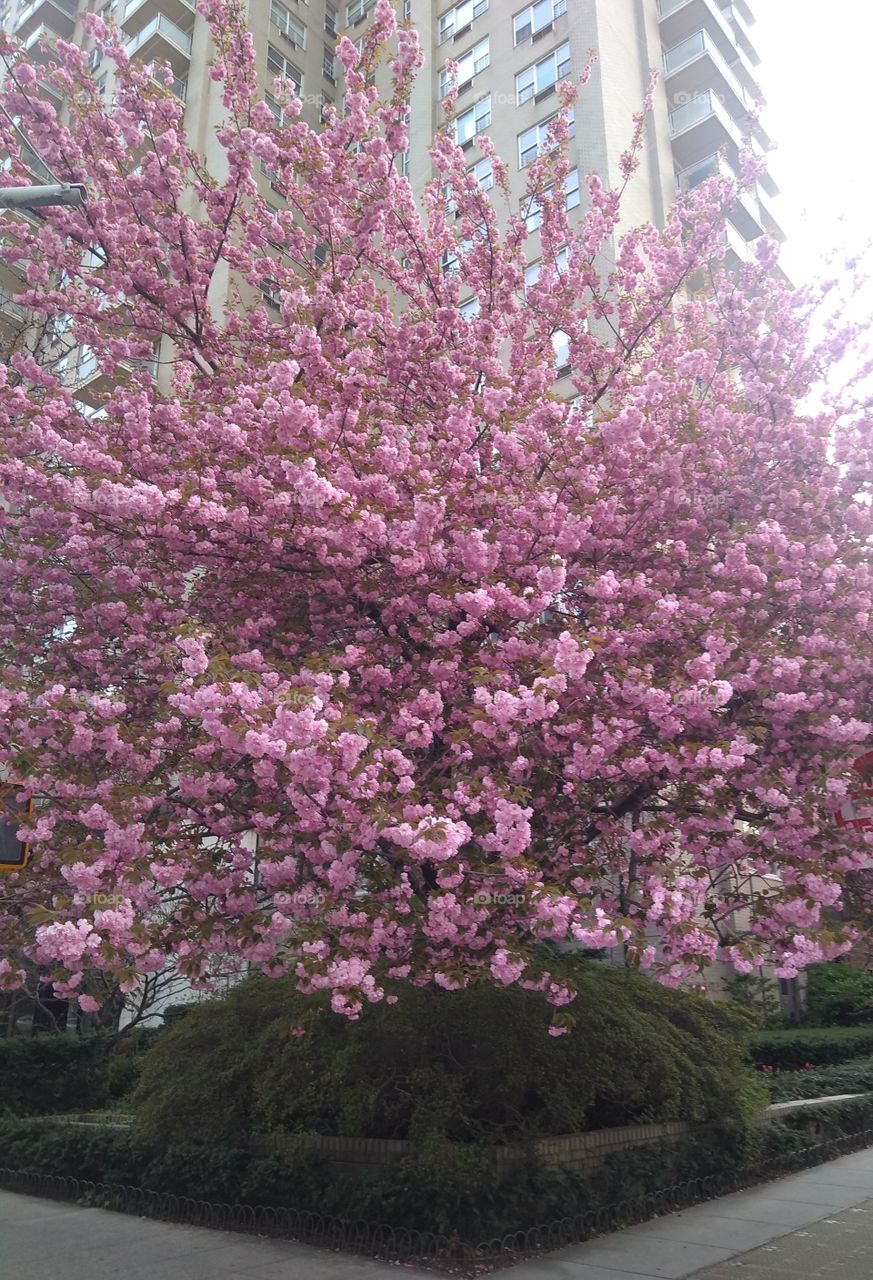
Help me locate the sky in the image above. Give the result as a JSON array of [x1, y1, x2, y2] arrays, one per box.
[[753, 0, 872, 291]]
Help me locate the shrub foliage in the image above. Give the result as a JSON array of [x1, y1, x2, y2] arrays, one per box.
[[751, 1027, 873, 1071], [0, 1036, 111, 1117], [133, 964, 765, 1146], [805, 964, 873, 1027]]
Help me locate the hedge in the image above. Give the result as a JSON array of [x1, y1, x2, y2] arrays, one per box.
[[3, 1107, 870, 1240], [0, 1117, 749, 1239], [805, 964, 873, 1027], [133, 963, 767, 1147], [0, 1036, 111, 1117], [766, 1056, 873, 1103], [751, 1027, 873, 1071]]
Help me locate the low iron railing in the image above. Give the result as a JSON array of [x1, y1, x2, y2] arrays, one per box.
[[2, 1128, 873, 1275]]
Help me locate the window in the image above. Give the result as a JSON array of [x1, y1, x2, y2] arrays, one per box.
[[439, 0, 488, 42], [513, 0, 567, 45], [525, 244, 568, 287], [323, 44, 336, 81], [516, 42, 570, 105], [552, 329, 571, 374], [565, 167, 580, 210], [259, 278, 282, 309], [442, 248, 459, 275], [439, 36, 490, 96], [470, 155, 493, 190], [320, 96, 334, 122], [454, 94, 491, 145], [398, 149, 410, 177], [524, 170, 578, 231], [271, 1, 306, 47], [442, 237, 473, 274], [325, 3, 337, 35], [267, 45, 302, 93], [517, 107, 575, 167], [459, 296, 480, 319], [347, 0, 376, 24], [76, 345, 98, 381], [265, 93, 285, 126]]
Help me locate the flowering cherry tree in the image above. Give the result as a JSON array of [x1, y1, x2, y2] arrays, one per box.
[[1, 0, 871, 1031]]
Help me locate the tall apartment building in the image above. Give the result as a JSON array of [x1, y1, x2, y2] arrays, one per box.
[[2, 1, 783, 348]]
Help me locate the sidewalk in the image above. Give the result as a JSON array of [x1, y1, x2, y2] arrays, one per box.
[[508, 1146, 873, 1279], [3, 1147, 873, 1279]]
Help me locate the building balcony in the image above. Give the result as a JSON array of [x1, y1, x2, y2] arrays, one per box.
[[663, 30, 768, 146], [156, 71, 187, 101], [669, 88, 744, 167], [0, 283, 28, 344], [19, 24, 61, 66], [677, 152, 786, 246], [125, 13, 192, 76], [73, 347, 158, 406], [1, 141, 53, 183], [677, 153, 761, 240], [659, 0, 737, 63], [14, 0, 76, 41], [122, 0, 195, 37], [718, 1, 761, 66], [659, 0, 761, 97]]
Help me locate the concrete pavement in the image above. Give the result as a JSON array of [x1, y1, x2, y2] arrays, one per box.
[[3, 1147, 873, 1278], [508, 1146, 873, 1279], [0, 1190, 436, 1279]]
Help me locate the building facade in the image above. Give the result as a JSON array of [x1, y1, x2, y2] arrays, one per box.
[[2, 0, 783, 317]]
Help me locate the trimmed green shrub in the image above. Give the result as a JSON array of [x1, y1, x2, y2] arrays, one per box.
[[0, 1035, 111, 1117], [0, 1117, 747, 1239], [0, 1119, 331, 1213], [805, 964, 873, 1027], [781, 1095, 873, 1138], [751, 1027, 873, 1070], [4, 1107, 870, 1241], [134, 963, 766, 1147], [766, 1056, 873, 1103]]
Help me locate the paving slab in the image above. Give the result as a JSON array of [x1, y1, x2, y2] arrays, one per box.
[[692, 1198, 873, 1280]]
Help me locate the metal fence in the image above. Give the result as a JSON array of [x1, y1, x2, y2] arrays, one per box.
[[2, 1128, 873, 1275]]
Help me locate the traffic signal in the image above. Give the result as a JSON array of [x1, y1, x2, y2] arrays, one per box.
[[0, 793, 32, 873]]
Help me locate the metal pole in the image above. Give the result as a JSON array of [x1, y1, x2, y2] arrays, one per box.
[[0, 183, 86, 210]]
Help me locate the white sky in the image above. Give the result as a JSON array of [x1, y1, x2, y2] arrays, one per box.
[[753, 0, 873, 291]]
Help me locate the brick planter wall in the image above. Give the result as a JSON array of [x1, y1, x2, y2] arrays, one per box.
[[253, 1119, 699, 1178]]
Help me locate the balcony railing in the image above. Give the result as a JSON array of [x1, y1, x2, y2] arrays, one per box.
[[663, 29, 755, 113], [20, 24, 60, 63], [14, 0, 76, 39], [0, 285, 27, 321], [125, 13, 193, 59], [719, 2, 761, 65], [122, 0, 195, 35], [670, 88, 739, 139], [146, 66, 188, 100]]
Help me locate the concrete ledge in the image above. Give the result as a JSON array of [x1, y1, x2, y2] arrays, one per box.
[[762, 1092, 870, 1120]]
